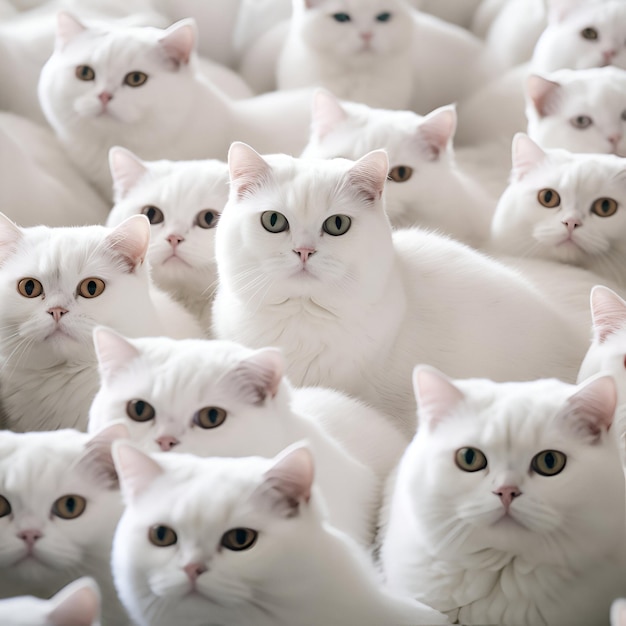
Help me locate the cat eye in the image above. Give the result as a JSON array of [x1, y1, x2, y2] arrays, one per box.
[[149, 524, 178, 547], [323, 214, 352, 236], [220, 527, 258, 551], [376, 12, 392, 22], [193, 406, 227, 429], [570, 115, 593, 129], [388, 165, 413, 183], [126, 399, 156, 422], [580, 27, 599, 40], [537, 188, 561, 208], [530, 450, 566, 476], [52, 495, 87, 520], [0, 495, 11, 518], [75, 65, 95, 81], [591, 197, 618, 217], [455, 447, 488, 472], [196, 209, 220, 229], [77, 278, 105, 299], [124, 71, 149, 87], [261, 211, 289, 233], [141, 205, 165, 225], [332, 12, 351, 22], [17, 278, 43, 298]]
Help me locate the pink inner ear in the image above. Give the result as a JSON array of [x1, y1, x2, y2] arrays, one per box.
[[312, 90, 347, 139], [158, 19, 196, 65], [48, 578, 100, 626], [93, 327, 141, 381], [228, 142, 271, 200], [346, 150, 388, 203], [105, 215, 150, 272], [56, 12, 87, 49], [0, 212, 22, 266], [563, 375, 616, 440], [413, 365, 464, 430], [113, 441, 164, 501], [416, 106, 456, 160], [526, 75, 561, 118], [591, 286, 626, 344], [265, 444, 315, 504], [511, 133, 547, 180], [109, 147, 148, 200]]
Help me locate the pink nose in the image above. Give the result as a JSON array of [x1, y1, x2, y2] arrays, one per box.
[[47, 307, 68, 323], [562, 217, 582, 234], [603, 49, 617, 61], [167, 234, 184, 248], [360, 31, 373, 41], [293, 248, 316, 262], [18, 530, 42, 548], [98, 91, 113, 105], [493, 485, 522, 509], [608, 133, 622, 146], [155, 435, 179, 452], [184, 562, 207, 583]]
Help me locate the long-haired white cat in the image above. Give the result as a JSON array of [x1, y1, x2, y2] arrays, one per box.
[[381, 366, 626, 625], [111, 441, 449, 626], [0, 425, 129, 625], [107, 147, 228, 326], [0, 213, 202, 431]]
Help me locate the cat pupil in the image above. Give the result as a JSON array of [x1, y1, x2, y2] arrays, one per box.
[[135, 401, 145, 415], [544, 190, 553, 203], [87, 281, 96, 295], [235, 529, 247, 545], [157, 526, 166, 541], [25, 280, 34, 296], [464, 449, 475, 465], [209, 408, 218, 423], [270, 213, 278, 227], [544, 452, 555, 469]]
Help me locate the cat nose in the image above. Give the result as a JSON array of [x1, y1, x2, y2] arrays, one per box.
[[293, 248, 316, 262], [562, 217, 582, 234], [360, 31, 373, 41], [18, 529, 43, 547], [155, 435, 179, 451], [98, 91, 113, 105], [603, 49, 617, 62], [183, 562, 207, 583], [608, 133, 622, 146], [47, 307, 68, 323], [167, 234, 185, 248], [492, 485, 522, 509]]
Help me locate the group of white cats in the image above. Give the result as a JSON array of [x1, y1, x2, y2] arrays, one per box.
[[1, 0, 626, 624]]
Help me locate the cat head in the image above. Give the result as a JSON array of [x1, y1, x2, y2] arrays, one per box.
[[216, 142, 393, 306], [0, 577, 101, 626], [112, 441, 318, 624], [90, 328, 290, 456], [490, 134, 626, 274], [405, 365, 624, 563], [526, 67, 626, 156], [0, 213, 154, 368], [107, 148, 229, 300]]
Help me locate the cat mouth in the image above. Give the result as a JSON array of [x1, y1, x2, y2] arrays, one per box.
[[162, 253, 192, 268]]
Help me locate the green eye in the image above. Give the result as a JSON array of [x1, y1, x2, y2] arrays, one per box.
[[260, 211, 289, 233], [455, 447, 488, 472], [221, 527, 258, 551], [75, 65, 95, 81], [332, 12, 351, 22], [322, 215, 351, 236], [149, 524, 177, 547], [531, 450, 566, 476], [376, 12, 392, 22], [124, 71, 148, 87]]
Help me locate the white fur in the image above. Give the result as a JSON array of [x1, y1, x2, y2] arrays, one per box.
[[613, 599, 626, 626]]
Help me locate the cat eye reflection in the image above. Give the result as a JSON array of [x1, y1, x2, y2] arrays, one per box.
[[196, 209, 220, 229], [388, 165, 413, 183], [323, 215, 351, 236], [193, 406, 227, 429], [376, 12, 392, 22], [52, 495, 87, 520], [124, 71, 149, 87], [141, 205, 165, 225], [75, 65, 95, 81], [531, 450, 566, 476], [77, 278, 105, 299], [580, 27, 599, 40], [149, 524, 178, 547], [261, 211, 289, 233], [332, 12, 351, 22], [570, 115, 593, 129], [17, 278, 43, 298], [591, 197, 618, 217], [221, 528, 258, 551], [0, 495, 11, 518], [126, 399, 156, 422], [455, 447, 488, 472], [537, 188, 561, 208]]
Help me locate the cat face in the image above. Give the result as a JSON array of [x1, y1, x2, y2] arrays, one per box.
[[0, 214, 152, 367], [526, 67, 626, 156]]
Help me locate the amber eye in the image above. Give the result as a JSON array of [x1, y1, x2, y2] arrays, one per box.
[[140, 205, 165, 225], [77, 278, 105, 299], [52, 495, 87, 520], [196, 209, 220, 229], [591, 197, 618, 217], [0, 495, 11, 518], [570, 115, 593, 129], [17, 278, 43, 298], [531, 450, 566, 476], [193, 406, 227, 429], [124, 71, 148, 87], [149, 524, 177, 547], [322, 214, 351, 236], [537, 188, 561, 208], [455, 447, 488, 472], [387, 165, 413, 183], [126, 399, 156, 423], [221, 528, 258, 551], [580, 27, 599, 40], [75, 65, 95, 81], [260, 211, 289, 233]]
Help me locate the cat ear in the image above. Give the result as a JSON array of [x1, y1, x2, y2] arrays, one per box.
[[416, 104, 457, 160], [220, 347, 284, 405], [303, 0, 324, 8], [158, 18, 197, 65], [113, 440, 164, 502], [47, 577, 101, 626], [511, 133, 547, 180], [344, 150, 389, 204], [590, 285, 626, 343], [546, 0, 582, 23], [228, 142, 272, 200], [55, 11, 87, 50], [93, 326, 141, 383], [311, 89, 348, 139], [527, 75, 561, 118], [104, 215, 150, 272], [0, 212, 22, 266], [413, 365, 465, 430], [611, 599, 626, 626], [109, 147, 148, 200]]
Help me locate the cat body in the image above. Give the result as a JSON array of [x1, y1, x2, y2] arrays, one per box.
[[381, 367, 626, 625]]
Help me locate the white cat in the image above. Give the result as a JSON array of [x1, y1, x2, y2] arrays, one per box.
[[212, 143, 588, 434], [0, 577, 101, 626], [0, 425, 129, 625], [301, 90, 495, 242], [489, 133, 626, 289], [107, 147, 228, 326], [613, 599, 626, 626], [526, 66, 626, 156], [381, 366, 626, 625], [111, 440, 449, 626], [0, 213, 202, 431]]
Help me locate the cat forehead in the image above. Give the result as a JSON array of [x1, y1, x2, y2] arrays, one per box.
[[306, 0, 403, 11], [558, 1, 626, 27]]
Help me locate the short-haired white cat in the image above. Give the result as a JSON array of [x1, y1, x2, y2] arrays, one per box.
[[381, 366, 626, 626], [111, 440, 449, 626]]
